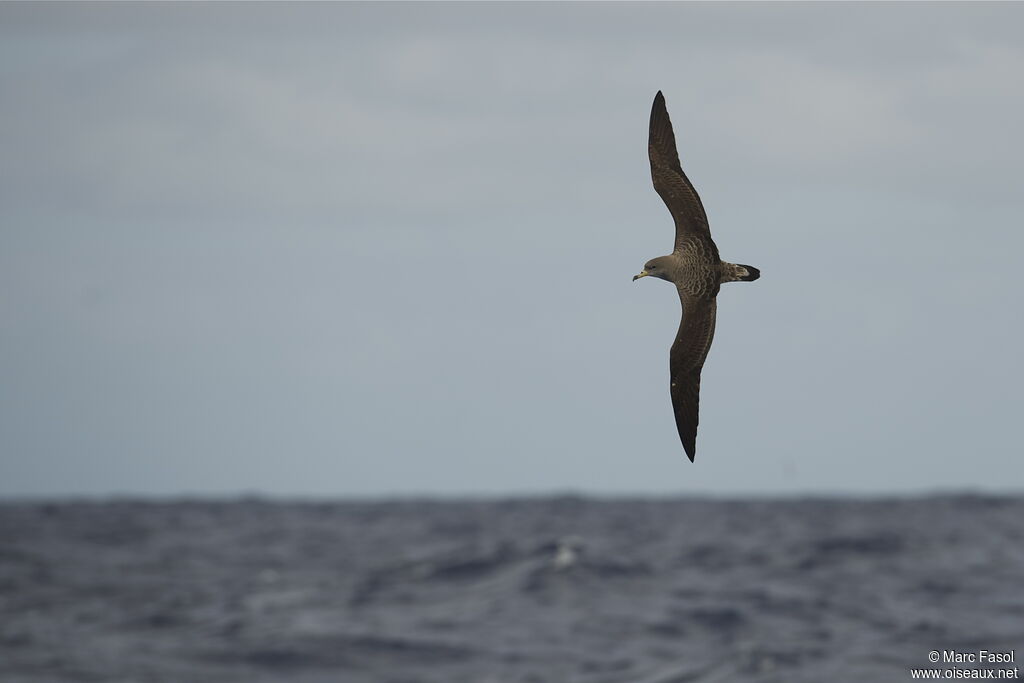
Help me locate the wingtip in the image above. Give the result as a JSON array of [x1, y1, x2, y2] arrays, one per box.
[[683, 438, 696, 462], [651, 91, 667, 123]]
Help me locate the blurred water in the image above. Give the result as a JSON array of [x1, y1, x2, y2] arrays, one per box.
[[1, 495, 1021, 682]]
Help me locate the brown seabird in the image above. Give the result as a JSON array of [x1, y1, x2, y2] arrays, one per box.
[[633, 91, 760, 462]]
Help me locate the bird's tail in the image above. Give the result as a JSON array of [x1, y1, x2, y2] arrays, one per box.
[[723, 263, 761, 283]]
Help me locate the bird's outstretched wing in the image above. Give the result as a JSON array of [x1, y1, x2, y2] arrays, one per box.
[[669, 292, 718, 461], [649, 91, 712, 250]]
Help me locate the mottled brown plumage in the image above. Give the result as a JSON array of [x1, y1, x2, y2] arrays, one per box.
[[634, 91, 760, 461]]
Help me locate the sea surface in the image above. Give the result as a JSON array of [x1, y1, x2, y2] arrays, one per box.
[[1, 495, 1022, 682]]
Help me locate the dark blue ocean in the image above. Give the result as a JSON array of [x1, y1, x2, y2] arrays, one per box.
[[1, 495, 1021, 682]]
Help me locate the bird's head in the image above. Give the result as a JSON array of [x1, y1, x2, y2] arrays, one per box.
[[633, 256, 672, 282]]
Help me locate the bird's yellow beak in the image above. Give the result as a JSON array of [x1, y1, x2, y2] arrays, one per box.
[[633, 270, 648, 281]]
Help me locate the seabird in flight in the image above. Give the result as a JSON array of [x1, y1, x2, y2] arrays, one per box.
[[634, 91, 760, 461]]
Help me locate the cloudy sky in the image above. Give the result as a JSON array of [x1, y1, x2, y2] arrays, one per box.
[[2, 2, 1022, 498]]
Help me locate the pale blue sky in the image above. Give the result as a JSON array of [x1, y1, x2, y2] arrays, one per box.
[[2, 2, 1022, 497]]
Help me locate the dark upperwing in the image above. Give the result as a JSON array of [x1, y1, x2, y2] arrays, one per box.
[[669, 293, 718, 461], [649, 91, 713, 252]]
